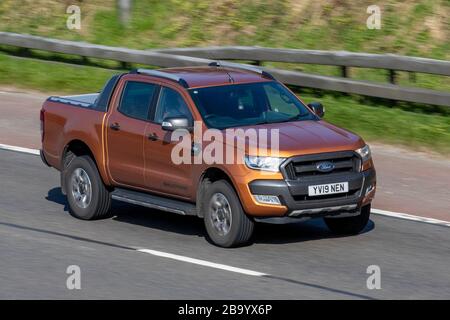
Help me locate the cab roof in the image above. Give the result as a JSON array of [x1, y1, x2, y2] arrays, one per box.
[[132, 64, 274, 89]]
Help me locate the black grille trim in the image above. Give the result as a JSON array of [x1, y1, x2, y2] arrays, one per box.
[[281, 151, 361, 181]]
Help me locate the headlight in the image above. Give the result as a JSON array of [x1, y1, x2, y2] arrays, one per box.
[[244, 155, 286, 172], [355, 144, 371, 163]]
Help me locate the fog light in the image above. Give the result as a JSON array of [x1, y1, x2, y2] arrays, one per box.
[[254, 195, 281, 205]]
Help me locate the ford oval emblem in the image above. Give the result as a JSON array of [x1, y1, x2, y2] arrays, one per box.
[[316, 161, 335, 173]]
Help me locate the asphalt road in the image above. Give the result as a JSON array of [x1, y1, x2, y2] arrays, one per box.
[[0, 149, 449, 299]]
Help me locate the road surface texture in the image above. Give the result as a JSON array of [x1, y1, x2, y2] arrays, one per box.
[[1, 87, 449, 220], [0, 149, 449, 299]]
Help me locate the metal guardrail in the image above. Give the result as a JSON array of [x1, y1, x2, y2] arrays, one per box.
[[0, 32, 449, 107], [155, 46, 450, 77], [0, 32, 213, 67]]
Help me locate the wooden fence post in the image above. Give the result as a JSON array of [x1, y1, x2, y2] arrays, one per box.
[[118, 0, 132, 26], [389, 69, 397, 84]]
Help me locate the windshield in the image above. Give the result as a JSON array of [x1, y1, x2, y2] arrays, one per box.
[[189, 81, 317, 129]]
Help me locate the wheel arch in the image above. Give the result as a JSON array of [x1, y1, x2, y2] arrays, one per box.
[[61, 139, 108, 194], [196, 167, 241, 218]]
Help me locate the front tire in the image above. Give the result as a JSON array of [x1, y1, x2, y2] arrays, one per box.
[[203, 180, 254, 248], [324, 204, 371, 235], [64, 155, 112, 220]]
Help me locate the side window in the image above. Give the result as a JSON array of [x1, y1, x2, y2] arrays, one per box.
[[119, 81, 156, 120], [263, 83, 298, 116], [154, 87, 192, 124]]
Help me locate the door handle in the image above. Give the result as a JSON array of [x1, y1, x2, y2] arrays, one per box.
[[148, 133, 159, 141], [110, 123, 120, 131]]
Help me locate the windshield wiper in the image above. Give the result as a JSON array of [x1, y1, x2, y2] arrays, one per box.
[[218, 113, 311, 128], [254, 120, 270, 125], [269, 113, 311, 124]]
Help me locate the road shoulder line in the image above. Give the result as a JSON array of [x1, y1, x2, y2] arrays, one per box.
[[0, 143, 40, 155], [371, 208, 450, 227]]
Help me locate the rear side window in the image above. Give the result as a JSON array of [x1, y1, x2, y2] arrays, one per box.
[[119, 81, 157, 120]]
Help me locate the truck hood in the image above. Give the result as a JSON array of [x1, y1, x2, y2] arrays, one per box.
[[222, 120, 365, 158]]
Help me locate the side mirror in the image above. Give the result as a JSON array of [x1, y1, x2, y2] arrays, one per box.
[[308, 102, 325, 118], [161, 117, 192, 132]]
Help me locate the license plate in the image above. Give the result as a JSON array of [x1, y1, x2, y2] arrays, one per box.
[[308, 182, 349, 196]]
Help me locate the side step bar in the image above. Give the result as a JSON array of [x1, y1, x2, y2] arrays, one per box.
[[111, 188, 197, 216]]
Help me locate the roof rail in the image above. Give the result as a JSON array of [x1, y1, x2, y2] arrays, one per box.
[[131, 68, 189, 88], [208, 61, 275, 80]]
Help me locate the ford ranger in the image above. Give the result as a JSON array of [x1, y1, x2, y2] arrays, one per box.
[[40, 62, 376, 247]]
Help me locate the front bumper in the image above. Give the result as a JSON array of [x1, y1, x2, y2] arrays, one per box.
[[248, 168, 376, 218]]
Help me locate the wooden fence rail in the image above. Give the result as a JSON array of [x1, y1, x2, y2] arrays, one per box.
[[1, 32, 449, 107]]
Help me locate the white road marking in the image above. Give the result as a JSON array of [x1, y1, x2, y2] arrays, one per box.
[[371, 208, 450, 227], [0, 143, 39, 155], [137, 248, 268, 276], [1, 143, 449, 228]]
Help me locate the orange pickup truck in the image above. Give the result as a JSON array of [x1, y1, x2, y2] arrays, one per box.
[[40, 63, 376, 247]]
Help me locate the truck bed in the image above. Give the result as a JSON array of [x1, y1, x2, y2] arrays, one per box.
[[46, 73, 122, 112], [48, 93, 100, 108]]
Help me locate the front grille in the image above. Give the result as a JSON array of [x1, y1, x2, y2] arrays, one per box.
[[282, 151, 361, 180]]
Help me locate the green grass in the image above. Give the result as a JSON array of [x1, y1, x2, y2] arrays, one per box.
[[1, 52, 449, 155], [2, 1, 448, 91], [300, 93, 450, 154], [0, 53, 117, 93], [0, 1, 449, 57]]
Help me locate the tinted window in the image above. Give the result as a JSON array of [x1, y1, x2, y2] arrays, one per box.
[[264, 83, 299, 116], [154, 87, 192, 124], [119, 81, 156, 120], [189, 82, 317, 129]]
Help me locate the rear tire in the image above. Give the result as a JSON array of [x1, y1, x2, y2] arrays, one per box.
[[64, 155, 111, 220], [324, 204, 371, 235], [202, 180, 254, 248]]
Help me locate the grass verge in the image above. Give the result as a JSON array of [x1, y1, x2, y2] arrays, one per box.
[[0, 53, 117, 94]]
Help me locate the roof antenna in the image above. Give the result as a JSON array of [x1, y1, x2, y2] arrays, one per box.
[[206, 49, 234, 83], [225, 67, 235, 83], [208, 61, 235, 83]]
